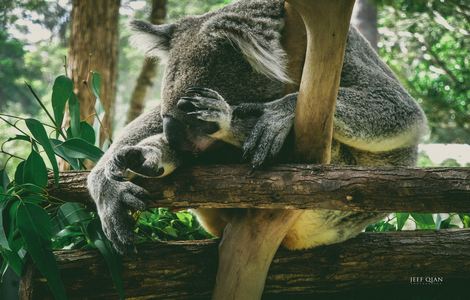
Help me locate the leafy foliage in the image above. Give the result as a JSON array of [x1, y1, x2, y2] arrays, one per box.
[[135, 208, 211, 242], [0, 74, 122, 299], [376, 0, 470, 143]]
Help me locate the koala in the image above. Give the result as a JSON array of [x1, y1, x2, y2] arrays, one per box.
[[87, 0, 427, 253]]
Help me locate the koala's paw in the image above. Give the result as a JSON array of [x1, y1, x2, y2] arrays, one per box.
[[88, 170, 149, 253], [177, 87, 232, 132], [105, 145, 166, 181], [243, 97, 295, 168]]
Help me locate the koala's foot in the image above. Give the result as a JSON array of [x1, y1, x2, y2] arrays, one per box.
[[177, 87, 232, 134], [88, 169, 149, 253], [243, 94, 296, 168], [90, 135, 179, 253]]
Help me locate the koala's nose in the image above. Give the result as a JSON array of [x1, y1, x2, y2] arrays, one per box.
[[163, 116, 188, 151]]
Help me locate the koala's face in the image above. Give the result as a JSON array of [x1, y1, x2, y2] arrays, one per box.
[[130, 1, 287, 154]]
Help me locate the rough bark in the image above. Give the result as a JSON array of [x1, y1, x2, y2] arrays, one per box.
[[20, 230, 470, 299], [351, 0, 378, 50], [68, 0, 120, 140], [48, 165, 470, 212], [126, 0, 167, 124]]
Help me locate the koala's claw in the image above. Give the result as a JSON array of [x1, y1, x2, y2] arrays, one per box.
[[88, 174, 150, 254], [178, 87, 232, 131], [185, 87, 224, 101], [105, 145, 166, 181], [243, 96, 295, 168]]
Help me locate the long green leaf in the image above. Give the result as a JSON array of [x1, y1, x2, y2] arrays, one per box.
[[91, 72, 105, 147], [14, 161, 25, 185], [50, 139, 81, 170], [86, 219, 125, 299], [59, 138, 104, 163], [25, 119, 60, 185], [51, 75, 73, 137], [395, 213, 409, 231], [91, 72, 101, 100], [66, 122, 95, 144], [68, 92, 81, 138], [16, 202, 66, 299], [0, 248, 24, 276], [57, 202, 92, 226], [411, 213, 435, 229], [0, 169, 9, 191], [23, 150, 48, 188], [6, 134, 32, 143], [0, 200, 11, 250]]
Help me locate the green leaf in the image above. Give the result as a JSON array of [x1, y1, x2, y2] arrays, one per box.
[[86, 219, 125, 299], [163, 226, 178, 238], [176, 212, 193, 227], [68, 92, 81, 138], [23, 150, 48, 188], [91, 72, 101, 100], [0, 169, 9, 191], [92, 72, 105, 147], [14, 161, 26, 185], [59, 138, 104, 163], [6, 134, 32, 143], [0, 200, 11, 250], [459, 214, 470, 228], [50, 139, 81, 170], [66, 122, 95, 145], [56, 203, 92, 226], [395, 213, 409, 230], [16, 183, 45, 196], [25, 118, 60, 185], [51, 75, 73, 136], [16, 202, 66, 299], [0, 248, 24, 276], [411, 213, 435, 229]]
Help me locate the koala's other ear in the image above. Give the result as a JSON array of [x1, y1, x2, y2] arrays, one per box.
[[129, 20, 176, 60]]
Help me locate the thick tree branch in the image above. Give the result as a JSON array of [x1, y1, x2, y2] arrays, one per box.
[[49, 165, 470, 212], [21, 230, 470, 299]]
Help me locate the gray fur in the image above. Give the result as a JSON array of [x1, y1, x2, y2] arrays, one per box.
[[88, 0, 427, 252]]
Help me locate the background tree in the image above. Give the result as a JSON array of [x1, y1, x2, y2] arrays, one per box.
[[352, 0, 378, 49], [126, 0, 167, 124], [376, 0, 470, 143], [68, 0, 121, 141]]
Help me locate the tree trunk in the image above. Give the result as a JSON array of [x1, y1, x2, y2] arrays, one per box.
[[20, 230, 470, 299], [126, 0, 167, 124], [68, 0, 120, 140], [351, 0, 378, 49]]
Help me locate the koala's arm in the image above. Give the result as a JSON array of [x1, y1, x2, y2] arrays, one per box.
[[180, 80, 426, 168], [87, 106, 180, 252], [178, 87, 296, 167]]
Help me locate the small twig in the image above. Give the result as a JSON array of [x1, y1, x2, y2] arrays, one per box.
[[0, 113, 56, 129], [0, 116, 31, 138], [0, 150, 25, 161]]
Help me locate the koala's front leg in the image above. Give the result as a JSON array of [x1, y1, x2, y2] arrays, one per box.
[[87, 108, 180, 253], [242, 94, 296, 167], [178, 87, 297, 168]]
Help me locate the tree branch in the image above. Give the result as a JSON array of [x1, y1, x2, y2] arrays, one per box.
[[49, 165, 470, 212], [21, 230, 470, 299]]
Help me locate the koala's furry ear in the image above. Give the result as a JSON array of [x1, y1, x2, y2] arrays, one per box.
[[203, 11, 291, 83], [129, 20, 175, 61], [223, 31, 291, 83]]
